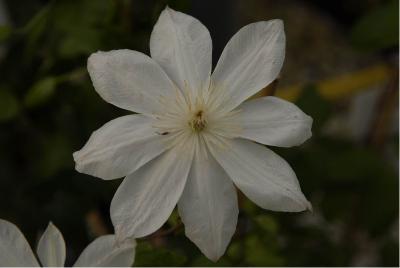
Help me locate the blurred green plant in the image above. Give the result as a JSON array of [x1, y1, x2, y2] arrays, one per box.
[[0, 88, 19, 122], [24, 77, 58, 108], [135, 242, 187, 266], [350, 0, 399, 51], [0, 25, 11, 41]]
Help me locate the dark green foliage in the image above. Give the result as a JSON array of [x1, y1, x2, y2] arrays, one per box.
[[350, 0, 399, 51], [295, 86, 333, 132], [135, 242, 187, 266], [0, 88, 19, 121]]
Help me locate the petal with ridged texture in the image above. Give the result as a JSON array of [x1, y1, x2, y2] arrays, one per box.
[[178, 141, 238, 261], [209, 138, 311, 212], [73, 235, 136, 267], [73, 115, 168, 180], [87, 49, 180, 115], [0, 219, 39, 267], [111, 142, 195, 240], [212, 20, 285, 111], [150, 7, 212, 96], [37, 222, 66, 267], [238, 96, 312, 147]]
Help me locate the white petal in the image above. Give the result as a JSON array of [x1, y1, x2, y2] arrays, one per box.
[[150, 7, 212, 96], [73, 114, 168, 180], [178, 142, 238, 262], [87, 49, 179, 115], [111, 143, 195, 239], [238, 96, 313, 147], [212, 20, 285, 111], [73, 235, 136, 267], [0, 219, 39, 267], [209, 138, 311, 212], [37, 222, 66, 267]]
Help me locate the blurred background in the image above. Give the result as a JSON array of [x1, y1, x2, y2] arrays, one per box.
[[0, 0, 398, 266]]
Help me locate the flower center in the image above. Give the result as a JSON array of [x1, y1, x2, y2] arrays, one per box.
[[188, 110, 207, 132]]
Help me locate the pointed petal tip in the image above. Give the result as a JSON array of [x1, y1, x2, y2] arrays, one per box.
[[43, 221, 61, 235], [47, 221, 55, 228], [305, 115, 314, 141], [268, 19, 284, 29], [72, 150, 83, 167], [209, 256, 220, 263], [72, 151, 80, 164], [161, 5, 175, 16], [87, 51, 107, 73], [87, 50, 117, 70], [275, 18, 284, 25], [72, 156, 84, 173], [297, 196, 313, 213], [197, 245, 223, 263], [72, 149, 127, 180], [37, 220, 66, 267], [206, 251, 223, 263], [306, 201, 313, 213], [87, 51, 99, 65]]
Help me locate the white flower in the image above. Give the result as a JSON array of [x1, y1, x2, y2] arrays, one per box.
[[73, 6, 312, 261], [0, 219, 136, 267]]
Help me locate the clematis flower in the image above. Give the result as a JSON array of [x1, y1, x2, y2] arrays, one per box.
[[73, 6, 312, 261], [0, 219, 136, 267]]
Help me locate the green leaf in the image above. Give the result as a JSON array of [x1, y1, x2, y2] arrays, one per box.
[[241, 195, 259, 216], [295, 85, 332, 131], [227, 242, 243, 262], [22, 4, 50, 34], [51, 0, 114, 58], [0, 25, 12, 42], [21, 4, 51, 59], [244, 235, 284, 266], [167, 209, 180, 227], [33, 134, 73, 178], [0, 89, 19, 122], [191, 255, 232, 266], [350, 0, 399, 51], [57, 29, 102, 58], [254, 214, 279, 234], [24, 77, 57, 108], [134, 242, 187, 266]]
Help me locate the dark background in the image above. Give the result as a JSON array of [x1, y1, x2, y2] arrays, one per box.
[[0, 0, 398, 266]]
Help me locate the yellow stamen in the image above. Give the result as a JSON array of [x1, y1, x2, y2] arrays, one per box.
[[189, 110, 207, 132]]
